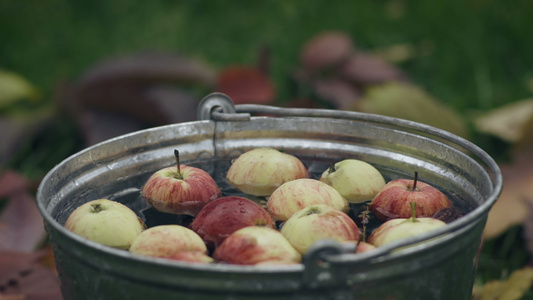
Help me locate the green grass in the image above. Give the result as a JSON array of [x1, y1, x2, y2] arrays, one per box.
[[2, 0, 532, 111]]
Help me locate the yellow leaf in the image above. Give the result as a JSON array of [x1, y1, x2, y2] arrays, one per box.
[[483, 107, 533, 239], [354, 82, 469, 138], [474, 99, 533, 143], [0, 70, 39, 109], [473, 267, 533, 300]]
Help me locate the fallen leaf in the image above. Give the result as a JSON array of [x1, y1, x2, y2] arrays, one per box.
[[313, 78, 361, 110], [78, 51, 216, 90], [0, 170, 29, 198], [59, 52, 214, 146], [474, 98, 533, 143], [0, 250, 61, 300], [300, 31, 354, 73], [339, 53, 408, 85], [521, 199, 533, 262], [216, 66, 276, 105], [483, 110, 533, 239], [354, 82, 469, 138], [0, 70, 39, 110], [0, 106, 54, 167], [472, 267, 533, 300], [0, 171, 47, 252]]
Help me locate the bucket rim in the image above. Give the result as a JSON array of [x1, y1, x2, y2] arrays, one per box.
[[36, 101, 503, 271]]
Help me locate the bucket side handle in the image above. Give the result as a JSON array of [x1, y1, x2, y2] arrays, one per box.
[[301, 239, 355, 289]]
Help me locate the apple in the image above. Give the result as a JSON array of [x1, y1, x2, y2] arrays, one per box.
[[141, 149, 221, 216], [226, 147, 309, 196], [367, 202, 447, 247], [129, 225, 210, 263], [64, 199, 146, 250], [319, 159, 386, 204], [213, 226, 301, 265], [165, 251, 214, 264], [190, 196, 276, 249], [355, 241, 376, 253], [280, 204, 360, 254], [266, 178, 349, 222], [369, 172, 453, 222]]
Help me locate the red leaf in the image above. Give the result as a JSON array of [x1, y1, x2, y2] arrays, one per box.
[[216, 66, 276, 105]]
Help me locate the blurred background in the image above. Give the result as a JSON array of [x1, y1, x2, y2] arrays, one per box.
[[1, 1, 533, 299]]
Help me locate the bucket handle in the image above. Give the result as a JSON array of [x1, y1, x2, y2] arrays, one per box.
[[301, 240, 356, 289]]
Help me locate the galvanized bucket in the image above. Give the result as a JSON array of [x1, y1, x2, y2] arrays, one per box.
[[37, 92, 502, 300]]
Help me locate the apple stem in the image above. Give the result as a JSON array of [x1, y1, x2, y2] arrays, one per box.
[[91, 203, 102, 213], [328, 163, 337, 174], [409, 202, 419, 222], [359, 205, 370, 242], [174, 149, 183, 180], [412, 171, 418, 191]]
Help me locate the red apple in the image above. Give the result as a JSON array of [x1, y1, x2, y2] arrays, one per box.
[[369, 172, 453, 222], [355, 241, 376, 253], [190, 196, 275, 249], [226, 147, 309, 196], [367, 202, 447, 247], [165, 251, 214, 264], [280, 204, 360, 254], [266, 178, 349, 222], [65, 199, 146, 250], [213, 226, 301, 265], [129, 225, 211, 263], [141, 150, 221, 216]]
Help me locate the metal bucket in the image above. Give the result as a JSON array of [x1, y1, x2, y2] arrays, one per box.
[[37, 93, 502, 300]]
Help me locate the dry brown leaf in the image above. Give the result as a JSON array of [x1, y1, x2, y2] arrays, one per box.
[[0, 250, 61, 300], [473, 267, 533, 300], [0, 171, 47, 252], [59, 52, 213, 146], [216, 66, 276, 105], [483, 105, 533, 239], [483, 159, 533, 239], [339, 53, 408, 85], [313, 78, 361, 110], [300, 31, 354, 72], [474, 99, 533, 143], [0, 170, 29, 198]]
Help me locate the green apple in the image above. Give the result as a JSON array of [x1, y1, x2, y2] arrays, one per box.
[[319, 159, 386, 203], [64, 199, 146, 250], [280, 204, 360, 254], [266, 178, 349, 221], [226, 148, 309, 196], [367, 202, 446, 247]]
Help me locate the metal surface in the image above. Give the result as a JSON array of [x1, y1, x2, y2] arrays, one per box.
[[37, 92, 502, 300]]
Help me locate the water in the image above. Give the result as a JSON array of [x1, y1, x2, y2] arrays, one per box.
[[52, 156, 477, 238]]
